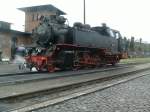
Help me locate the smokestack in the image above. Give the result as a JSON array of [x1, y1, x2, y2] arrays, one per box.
[[83, 0, 86, 24]]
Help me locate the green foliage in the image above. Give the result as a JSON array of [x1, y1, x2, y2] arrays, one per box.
[[129, 36, 135, 51], [124, 37, 150, 57], [120, 57, 150, 64]]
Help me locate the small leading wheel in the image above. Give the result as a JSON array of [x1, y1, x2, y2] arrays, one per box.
[[111, 63, 116, 66], [47, 65, 55, 72], [30, 67, 38, 71]]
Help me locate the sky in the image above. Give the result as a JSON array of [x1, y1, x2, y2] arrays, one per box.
[[0, 0, 150, 42]]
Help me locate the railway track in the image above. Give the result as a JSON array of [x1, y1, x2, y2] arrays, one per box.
[[0, 62, 145, 77], [0, 63, 145, 87], [0, 64, 129, 86], [0, 62, 144, 77], [0, 63, 150, 112]]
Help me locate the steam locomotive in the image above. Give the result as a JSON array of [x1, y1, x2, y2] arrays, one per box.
[[25, 15, 127, 72]]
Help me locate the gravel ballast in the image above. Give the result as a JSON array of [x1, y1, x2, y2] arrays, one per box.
[[36, 74, 150, 112]]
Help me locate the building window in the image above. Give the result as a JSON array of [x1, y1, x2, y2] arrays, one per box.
[[37, 14, 42, 21], [37, 13, 39, 20], [32, 13, 39, 21], [32, 14, 34, 21], [32, 13, 42, 21]]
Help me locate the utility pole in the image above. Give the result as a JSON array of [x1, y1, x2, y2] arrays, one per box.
[[83, 0, 86, 24]]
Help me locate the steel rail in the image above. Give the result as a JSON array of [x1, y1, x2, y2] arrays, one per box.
[[0, 65, 129, 86], [3, 66, 150, 112], [0, 62, 142, 77], [0, 62, 145, 77], [0, 64, 149, 100]]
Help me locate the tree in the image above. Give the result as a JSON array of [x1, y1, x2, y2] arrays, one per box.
[[130, 36, 135, 52], [138, 38, 142, 51]]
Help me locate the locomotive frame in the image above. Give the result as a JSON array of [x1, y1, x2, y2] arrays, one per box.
[[25, 44, 124, 72], [24, 15, 127, 72]]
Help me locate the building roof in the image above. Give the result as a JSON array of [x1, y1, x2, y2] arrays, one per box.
[[0, 21, 11, 30], [0, 28, 31, 36], [18, 4, 66, 15], [0, 21, 11, 24]]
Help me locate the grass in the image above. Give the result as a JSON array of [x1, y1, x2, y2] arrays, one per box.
[[120, 57, 150, 64]]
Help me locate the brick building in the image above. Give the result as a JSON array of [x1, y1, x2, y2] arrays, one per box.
[[0, 4, 65, 60], [0, 21, 31, 60], [18, 4, 65, 33]]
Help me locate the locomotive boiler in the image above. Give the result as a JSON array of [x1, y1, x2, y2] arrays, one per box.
[[25, 15, 126, 72]]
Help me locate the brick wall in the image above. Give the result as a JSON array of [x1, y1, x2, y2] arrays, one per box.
[[25, 11, 56, 32], [0, 32, 11, 59], [0, 32, 32, 59], [16, 35, 32, 46]]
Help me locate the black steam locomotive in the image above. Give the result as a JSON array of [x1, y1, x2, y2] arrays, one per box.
[[25, 15, 126, 72]]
